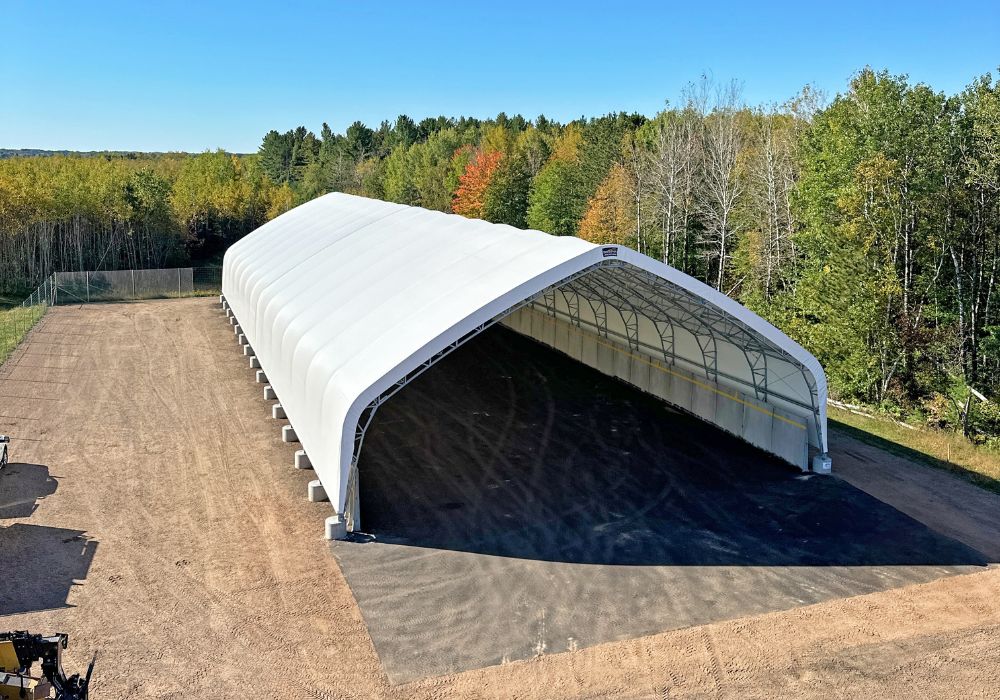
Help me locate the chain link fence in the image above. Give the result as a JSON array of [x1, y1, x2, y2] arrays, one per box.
[[52, 268, 193, 304], [2, 275, 55, 366], [193, 267, 223, 294], [1, 266, 223, 366]]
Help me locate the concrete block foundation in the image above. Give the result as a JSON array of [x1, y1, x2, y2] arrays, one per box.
[[294, 449, 311, 469], [812, 454, 833, 474], [243, 345, 254, 356], [272, 404, 286, 420], [256, 370, 267, 383], [238, 333, 248, 346], [282, 425, 298, 443], [263, 385, 277, 400], [308, 479, 327, 502], [250, 356, 261, 369], [325, 514, 347, 540]]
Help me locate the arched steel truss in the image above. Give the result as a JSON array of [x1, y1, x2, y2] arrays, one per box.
[[345, 260, 821, 531]]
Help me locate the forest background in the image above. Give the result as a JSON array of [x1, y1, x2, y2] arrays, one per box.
[[3, 69, 1000, 443]]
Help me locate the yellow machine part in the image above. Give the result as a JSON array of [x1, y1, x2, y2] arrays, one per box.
[[1, 671, 44, 700], [0, 641, 18, 673], [0, 642, 48, 700]]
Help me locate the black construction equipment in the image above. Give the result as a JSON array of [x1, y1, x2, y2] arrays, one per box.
[[0, 632, 95, 700]]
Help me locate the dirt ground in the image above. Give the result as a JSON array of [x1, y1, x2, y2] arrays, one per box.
[[1, 297, 999, 699]]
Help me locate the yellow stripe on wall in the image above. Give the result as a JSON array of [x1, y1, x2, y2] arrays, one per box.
[[554, 316, 808, 431]]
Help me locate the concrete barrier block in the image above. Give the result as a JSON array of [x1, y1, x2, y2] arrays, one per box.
[[629, 355, 650, 393], [282, 424, 298, 443], [507, 308, 528, 335], [581, 333, 598, 367], [771, 410, 808, 469], [308, 479, 327, 502], [555, 320, 571, 355], [567, 324, 583, 362], [743, 400, 774, 453], [614, 347, 631, 382], [716, 393, 744, 435], [250, 356, 261, 369], [691, 382, 717, 421], [541, 315, 557, 346], [596, 341, 616, 376], [812, 454, 832, 474], [263, 385, 277, 400], [648, 360, 671, 400], [294, 449, 311, 469], [272, 403, 286, 419], [670, 372, 693, 411], [325, 515, 347, 540], [256, 370, 267, 383], [529, 308, 543, 338]]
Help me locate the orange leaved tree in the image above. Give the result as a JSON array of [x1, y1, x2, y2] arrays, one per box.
[[452, 150, 503, 219]]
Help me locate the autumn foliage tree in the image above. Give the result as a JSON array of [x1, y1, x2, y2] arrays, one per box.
[[577, 163, 635, 245], [451, 150, 503, 219]]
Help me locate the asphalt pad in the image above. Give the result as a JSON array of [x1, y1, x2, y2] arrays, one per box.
[[331, 327, 987, 683]]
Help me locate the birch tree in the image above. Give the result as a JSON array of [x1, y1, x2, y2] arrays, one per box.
[[695, 80, 744, 291]]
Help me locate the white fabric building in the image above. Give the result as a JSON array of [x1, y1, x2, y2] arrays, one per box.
[[222, 193, 829, 537]]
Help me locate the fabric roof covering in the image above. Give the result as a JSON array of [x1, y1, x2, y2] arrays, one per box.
[[222, 193, 828, 527]]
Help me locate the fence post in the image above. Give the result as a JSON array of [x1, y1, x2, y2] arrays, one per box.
[[86, 271, 90, 303], [178, 268, 181, 297], [131, 269, 136, 300]]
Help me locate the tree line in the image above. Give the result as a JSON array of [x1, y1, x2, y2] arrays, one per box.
[[1, 68, 998, 440], [0, 151, 292, 291], [255, 70, 1000, 439]]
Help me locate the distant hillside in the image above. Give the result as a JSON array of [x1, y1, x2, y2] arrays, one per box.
[[0, 148, 248, 159]]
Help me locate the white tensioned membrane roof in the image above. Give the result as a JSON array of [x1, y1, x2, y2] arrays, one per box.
[[223, 193, 828, 524]]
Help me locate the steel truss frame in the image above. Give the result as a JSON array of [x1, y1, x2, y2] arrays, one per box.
[[554, 264, 818, 437], [344, 259, 822, 531]]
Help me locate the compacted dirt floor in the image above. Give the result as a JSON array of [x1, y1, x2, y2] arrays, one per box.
[[1, 297, 999, 699]]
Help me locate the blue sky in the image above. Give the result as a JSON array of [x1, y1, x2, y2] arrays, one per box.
[[3, 1, 998, 153]]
